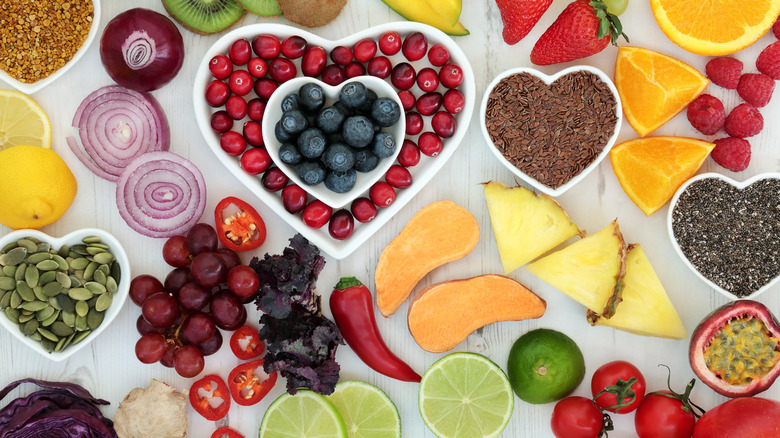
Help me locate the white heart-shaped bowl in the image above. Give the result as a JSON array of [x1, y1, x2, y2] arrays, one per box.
[[193, 22, 475, 259], [262, 76, 405, 209], [667, 172, 780, 301], [0, 0, 101, 94], [479, 65, 622, 197], [0, 228, 129, 361]]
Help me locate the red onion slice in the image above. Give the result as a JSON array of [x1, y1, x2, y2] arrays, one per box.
[[68, 85, 170, 182], [116, 151, 206, 238]]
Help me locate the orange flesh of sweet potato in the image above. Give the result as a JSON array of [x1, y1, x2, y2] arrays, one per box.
[[407, 274, 547, 353], [375, 200, 479, 317]]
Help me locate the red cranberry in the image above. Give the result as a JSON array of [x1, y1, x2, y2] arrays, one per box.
[[302, 200, 332, 229], [240, 148, 272, 175], [330, 46, 353, 65], [243, 121, 263, 147], [229, 39, 252, 65], [269, 58, 297, 83], [443, 89, 465, 114], [254, 78, 278, 100], [345, 62, 366, 78], [369, 182, 395, 208], [398, 139, 421, 167], [210, 110, 233, 133], [353, 39, 377, 63], [328, 210, 354, 240], [439, 63, 464, 88], [351, 197, 377, 223], [368, 56, 392, 79], [385, 165, 412, 189], [402, 32, 427, 61], [398, 90, 416, 111], [225, 95, 248, 120], [247, 98, 266, 121], [209, 54, 232, 79], [417, 67, 439, 92], [248, 57, 268, 78], [302, 46, 327, 77], [428, 44, 450, 66], [205, 80, 230, 107], [261, 167, 288, 191], [379, 31, 401, 55], [418, 131, 443, 156], [229, 70, 253, 96], [416, 92, 442, 116], [280, 35, 307, 59], [281, 184, 308, 214], [432, 111, 456, 138], [252, 34, 281, 59], [321, 64, 346, 86], [220, 131, 246, 156], [405, 111, 423, 136]]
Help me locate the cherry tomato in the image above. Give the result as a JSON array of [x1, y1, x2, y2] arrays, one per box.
[[189, 375, 230, 421], [227, 359, 277, 406], [591, 360, 646, 413], [211, 426, 244, 438], [551, 396, 606, 438], [635, 391, 696, 438], [214, 196, 266, 252], [229, 325, 265, 360]]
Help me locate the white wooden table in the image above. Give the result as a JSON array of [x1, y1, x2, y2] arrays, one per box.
[[2, 0, 779, 437]]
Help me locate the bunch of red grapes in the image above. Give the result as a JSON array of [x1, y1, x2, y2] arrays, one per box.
[[130, 223, 260, 378]]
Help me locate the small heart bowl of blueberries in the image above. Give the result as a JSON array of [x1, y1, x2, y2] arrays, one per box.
[[262, 75, 405, 209]]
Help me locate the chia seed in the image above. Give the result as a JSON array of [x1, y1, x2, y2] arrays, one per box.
[[671, 177, 780, 297]]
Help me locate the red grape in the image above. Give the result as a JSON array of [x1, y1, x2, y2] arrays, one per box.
[[174, 345, 205, 378], [135, 333, 167, 364], [180, 311, 216, 345], [227, 265, 260, 298], [164, 267, 191, 296], [162, 235, 191, 267], [178, 282, 211, 311], [186, 223, 218, 256], [136, 314, 165, 336], [129, 275, 164, 307], [211, 290, 247, 331], [142, 292, 180, 328], [198, 329, 223, 356], [190, 252, 228, 288]]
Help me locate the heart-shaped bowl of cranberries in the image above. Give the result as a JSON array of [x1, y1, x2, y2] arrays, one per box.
[[667, 172, 780, 301], [193, 22, 475, 259]]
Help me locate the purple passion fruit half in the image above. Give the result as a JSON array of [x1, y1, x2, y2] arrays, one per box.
[[692, 397, 780, 438], [689, 300, 780, 397]]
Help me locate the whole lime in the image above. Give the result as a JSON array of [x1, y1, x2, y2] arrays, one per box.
[[507, 328, 585, 404]]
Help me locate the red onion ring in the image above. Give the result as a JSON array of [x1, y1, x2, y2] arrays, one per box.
[[116, 151, 206, 238], [67, 85, 170, 182]]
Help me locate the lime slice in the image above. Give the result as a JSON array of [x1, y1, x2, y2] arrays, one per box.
[[419, 352, 514, 438], [328, 381, 401, 438], [259, 390, 348, 438]]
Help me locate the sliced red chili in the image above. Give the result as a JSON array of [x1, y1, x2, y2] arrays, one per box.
[[211, 426, 244, 438], [214, 196, 267, 252], [189, 374, 231, 421], [228, 359, 277, 406], [229, 325, 265, 360]]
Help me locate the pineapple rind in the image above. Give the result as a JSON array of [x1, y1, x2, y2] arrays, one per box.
[[483, 181, 581, 274]]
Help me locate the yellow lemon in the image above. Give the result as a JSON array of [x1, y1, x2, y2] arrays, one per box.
[[0, 145, 77, 229], [0, 89, 52, 151]]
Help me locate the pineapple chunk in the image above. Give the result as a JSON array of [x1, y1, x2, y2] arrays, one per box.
[[525, 220, 627, 318], [587, 244, 687, 339], [483, 181, 581, 274]]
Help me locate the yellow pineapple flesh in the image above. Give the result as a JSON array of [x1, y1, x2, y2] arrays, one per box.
[[483, 181, 582, 274], [525, 220, 627, 318], [587, 244, 687, 339]]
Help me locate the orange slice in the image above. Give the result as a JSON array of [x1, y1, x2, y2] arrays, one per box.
[[609, 137, 715, 216], [615, 46, 709, 137], [650, 0, 780, 56]]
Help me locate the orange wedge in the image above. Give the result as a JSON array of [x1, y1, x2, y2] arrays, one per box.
[[650, 0, 780, 56], [609, 137, 715, 216], [615, 47, 709, 137]]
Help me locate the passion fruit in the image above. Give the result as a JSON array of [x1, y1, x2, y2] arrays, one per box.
[[689, 300, 780, 397]]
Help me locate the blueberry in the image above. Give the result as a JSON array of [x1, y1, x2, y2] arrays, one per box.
[[275, 120, 293, 142], [353, 148, 379, 172], [299, 83, 325, 113], [358, 88, 378, 113], [316, 106, 346, 134], [371, 132, 397, 158], [339, 82, 367, 110], [325, 168, 357, 193], [278, 143, 303, 165], [297, 160, 327, 185], [342, 115, 374, 148], [322, 142, 355, 171], [280, 93, 299, 112], [332, 100, 354, 117], [297, 127, 327, 158], [280, 109, 308, 135], [371, 97, 401, 127]]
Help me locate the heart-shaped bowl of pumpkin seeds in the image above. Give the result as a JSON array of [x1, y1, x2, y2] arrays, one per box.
[[0, 228, 130, 361]]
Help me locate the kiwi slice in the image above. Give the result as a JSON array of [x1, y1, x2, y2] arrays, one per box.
[[162, 0, 246, 34], [278, 0, 347, 27], [239, 0, 283, 16]]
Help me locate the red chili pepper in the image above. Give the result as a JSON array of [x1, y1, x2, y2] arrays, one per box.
[[227, 359, 277, 406], [211, 426, 244, 438], [189, 374, 231, 421], [329, 276, 422, 382], [229, 325, 265, 360], [214, 196, 267, 252]]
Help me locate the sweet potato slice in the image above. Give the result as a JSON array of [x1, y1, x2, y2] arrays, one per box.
[[375, 200, 479, 317], [408, 274, 546, 353]]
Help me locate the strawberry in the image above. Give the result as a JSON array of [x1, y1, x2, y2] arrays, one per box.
[[531, 0, 627, 66], [496, 0, 554, 45]]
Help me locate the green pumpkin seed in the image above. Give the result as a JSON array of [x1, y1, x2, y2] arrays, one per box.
[[75, 300, 89, 317], [84, 281, 106, 295], [98, 264, 111, 276], [60, 333, 75, 351], [32, 286, 47, 302], [27, 251, 52, 264], [86, 246, 105, 256], [20, 300, 48, 312], [52, 254, 68, 271], [1, 241, 18, 253], [41, 309, 59, 327], [54, 337, 67, 352], [57, 295, 75, 313], [87, 309, 104, 330], [58, 244, 70, 258], [9, 291, 21, 309], [36, 260, 60, 271], [93, 252, 114, 265], [87, 296, 98, 307], [82, 236, 102, 244], [1, 291, 12, 309], [50, 321, 74, 337], [83, 261, 98, 281], [17, 239, 37, 252], [69, 275, 82, 287], [29, 332, 42, 342], [71, 244, 89, 256], [92, 269, 107, 285], [2, 266, 16, 277], [36, 306, 55, 321], [69, 257, 90, 270], [42, 282, 61, 298], [38, 327, 59, 342], [75, 314, 88, 331], [14, 262, 26, 281], [72, 330, 91, 344], [68, 287, 92, 301], [106, 276, 118, 294], [40, 337, 56, 352], [110, 263, 121, 283], [89, 243, 110, 250], [24, 265, 39, 288], [95, 293, 112, 312], [56, 272, 71, 288], [35, 242, 51, 253], [5, 307, 19, 324], [61, 310, 76, 327], [18, 312, 35, 323], [38, 270, 56, 286], [48, 296, 61, 310], [68, 251, 81, 260], [0, 277, 15, 290], [4, 247, 27, 266], [22, 319, 39, 336], [16, 282, 35, 302]]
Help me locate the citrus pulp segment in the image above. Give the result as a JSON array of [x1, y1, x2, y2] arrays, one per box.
[[259, 390, 348, 438], [0, 89, 52, 151], [327, 381, 401, 438]]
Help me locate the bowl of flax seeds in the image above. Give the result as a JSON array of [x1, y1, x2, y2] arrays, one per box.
[[480, 65, 622, 197]]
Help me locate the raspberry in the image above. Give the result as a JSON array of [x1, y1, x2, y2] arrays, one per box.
[[757, 41, 780, 80], [711, 137, 751, 172], [724, 103, 763, 138], [686, 94, 725, 135], [736, 73, 775, 107], [705, 57, 743, 89]]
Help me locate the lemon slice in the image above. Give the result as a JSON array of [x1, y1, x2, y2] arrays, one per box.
[[259, 390, 348, 438], [328, 381, 401, 438], [0, 89, 52, 151]]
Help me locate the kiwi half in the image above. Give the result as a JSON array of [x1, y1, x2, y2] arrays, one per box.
[[162, 0, 246, 34], [239, 0, 283, 16], [278, 0, 347, 27]]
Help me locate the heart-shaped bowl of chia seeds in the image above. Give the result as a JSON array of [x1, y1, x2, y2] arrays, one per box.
[[0, 228, 130, 361], [667, 172, 780, 301]]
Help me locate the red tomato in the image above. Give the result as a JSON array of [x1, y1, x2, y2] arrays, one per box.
[[214, 196, 266, 252], [635, 391, 695, 438], [189, 374, 231, 421], [551, 396, 606, 438], [227, 359, 277, 406], [591, 360, 646, 413], [211, 426, 244, 438], [229, 325, 265, 360]]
